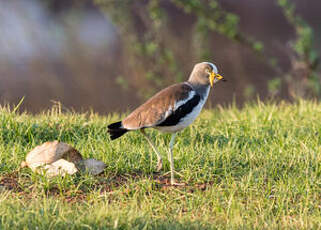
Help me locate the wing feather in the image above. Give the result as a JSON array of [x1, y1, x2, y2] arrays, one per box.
[[122, 83, 194, 129]]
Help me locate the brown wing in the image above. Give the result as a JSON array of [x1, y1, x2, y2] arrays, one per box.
[[122, 83, 193, 130]]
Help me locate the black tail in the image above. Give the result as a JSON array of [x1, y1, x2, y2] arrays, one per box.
[[107, 121, 128, 140]]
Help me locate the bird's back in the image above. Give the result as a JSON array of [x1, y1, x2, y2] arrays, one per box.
[[122, 82, 194, 130]]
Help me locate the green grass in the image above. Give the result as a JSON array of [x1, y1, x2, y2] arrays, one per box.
[[0, 100, 321, 229]]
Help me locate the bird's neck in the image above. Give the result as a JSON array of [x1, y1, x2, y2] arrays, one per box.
[[186, 81, 211, 100]]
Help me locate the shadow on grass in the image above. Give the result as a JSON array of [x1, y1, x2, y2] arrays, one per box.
[[0, 134, 261, 201], [0, 170, 215, 203]]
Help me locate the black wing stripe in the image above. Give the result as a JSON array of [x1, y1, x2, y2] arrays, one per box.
[[157, 94, 201, 127]]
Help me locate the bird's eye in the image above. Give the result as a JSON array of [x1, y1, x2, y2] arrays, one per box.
[[205, 68, 211, 74]]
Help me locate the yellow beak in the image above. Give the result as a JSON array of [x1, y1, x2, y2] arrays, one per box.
[[209, 72, 224, 87]]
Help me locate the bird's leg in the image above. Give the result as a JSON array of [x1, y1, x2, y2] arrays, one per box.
[[140, 129, 163, 172], [168, 133, 177, 185]]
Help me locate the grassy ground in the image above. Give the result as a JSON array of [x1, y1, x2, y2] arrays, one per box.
[[0, 100, 321, 229]]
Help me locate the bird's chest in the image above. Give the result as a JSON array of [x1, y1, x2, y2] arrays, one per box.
[[156, 98, 207, 133], [155, 86, 210, 133], [177, 98, 206, 126]]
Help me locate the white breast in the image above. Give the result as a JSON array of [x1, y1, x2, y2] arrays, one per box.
[[156, 86, 210, 133]]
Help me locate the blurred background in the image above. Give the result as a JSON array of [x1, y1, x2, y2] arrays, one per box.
[[0, 0, 320, 114]]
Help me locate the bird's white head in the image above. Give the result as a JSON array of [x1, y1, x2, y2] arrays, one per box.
[[189, 62, 225, 87]]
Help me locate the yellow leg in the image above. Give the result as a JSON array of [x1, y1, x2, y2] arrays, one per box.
[[140, 129, 163, 171], [168, 133, 177, 185]]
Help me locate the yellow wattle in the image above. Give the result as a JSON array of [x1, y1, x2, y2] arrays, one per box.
[[209, 72, 215, 87]]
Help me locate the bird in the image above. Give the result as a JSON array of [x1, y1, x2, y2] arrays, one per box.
[[107, 62, 225, 185]]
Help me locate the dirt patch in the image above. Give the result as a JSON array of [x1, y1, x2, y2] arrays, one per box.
[[0, 171, 215, 202], [0, 172, 23, 193]]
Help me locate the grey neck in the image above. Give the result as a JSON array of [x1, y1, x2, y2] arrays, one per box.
[[186, 81, 210, 100]]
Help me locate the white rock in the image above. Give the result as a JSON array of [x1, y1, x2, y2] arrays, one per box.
[[42, 159, 78, 176], [21, 141, 106, 177], [21, 141, 83, 169]]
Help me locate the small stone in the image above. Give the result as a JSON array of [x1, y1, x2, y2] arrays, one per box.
[[77, 158, 106, 175]]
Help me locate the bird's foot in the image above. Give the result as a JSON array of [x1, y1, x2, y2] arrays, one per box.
[[156, 159, 163, 172], [163, 170, 183, 177], [162, 171, 185, 186]]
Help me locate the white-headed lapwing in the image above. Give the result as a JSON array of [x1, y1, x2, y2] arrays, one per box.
[[108, 62, 225, 185]]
